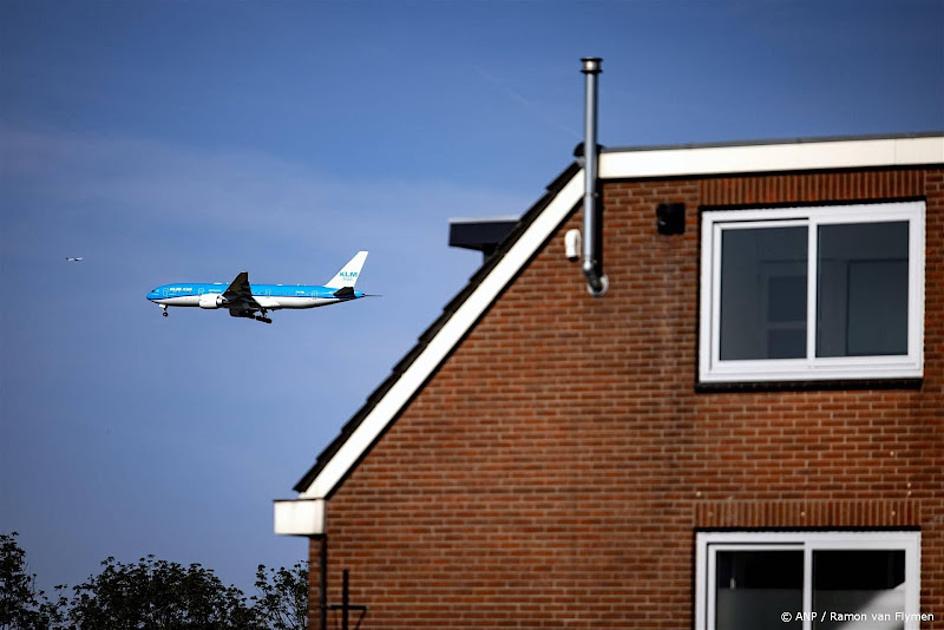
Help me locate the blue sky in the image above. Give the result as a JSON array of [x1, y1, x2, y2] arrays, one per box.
[[1, 0, 942, 593]]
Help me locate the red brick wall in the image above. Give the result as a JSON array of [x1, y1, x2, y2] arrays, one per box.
[[309, 167, 944, 629]]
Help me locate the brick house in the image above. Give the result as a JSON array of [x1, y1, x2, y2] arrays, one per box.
[[275, 133, 944, 629]]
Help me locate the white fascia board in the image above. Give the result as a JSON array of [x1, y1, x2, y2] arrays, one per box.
[[298, 171, 585, 499], [599, 136, 944, 180], [274, 498, 325, 536], [294, 135, 943, 503]]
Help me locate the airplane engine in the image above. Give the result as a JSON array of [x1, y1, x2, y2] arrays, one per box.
[[198, 294, 225, 309]]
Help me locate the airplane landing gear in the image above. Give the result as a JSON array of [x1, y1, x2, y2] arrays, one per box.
[[160, 305, 168, 318], [253, 308, 271, 324]]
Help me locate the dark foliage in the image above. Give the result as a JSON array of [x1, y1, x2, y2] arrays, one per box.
[[0, 532, 66, 630], [0, 532, 307, 630], [66, 555, 258, 629], [252, 563, 308, 630]]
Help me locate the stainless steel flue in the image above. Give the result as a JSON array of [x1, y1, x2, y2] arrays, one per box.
[[580, 57, 608, 296]]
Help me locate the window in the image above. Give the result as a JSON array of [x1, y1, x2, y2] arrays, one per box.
[[699, 201, 925, 383], [695, 531, 921, 630]]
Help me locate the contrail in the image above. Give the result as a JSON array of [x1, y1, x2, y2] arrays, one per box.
[[472, 65, 581, 140]]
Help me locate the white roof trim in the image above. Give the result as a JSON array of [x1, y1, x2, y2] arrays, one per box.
[[298, 172, 585, 499], [599, 136, 943, 179], [292, 135, 943, 504]]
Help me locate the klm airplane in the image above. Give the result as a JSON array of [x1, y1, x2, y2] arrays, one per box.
[[146, 251, 369, 324]]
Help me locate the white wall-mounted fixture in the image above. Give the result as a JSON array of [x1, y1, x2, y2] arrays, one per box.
[[564, 229, 581, 262]]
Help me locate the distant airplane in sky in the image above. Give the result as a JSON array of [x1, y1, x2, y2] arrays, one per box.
[[65, 256, 83, 262], [146, 251, 370, 324]]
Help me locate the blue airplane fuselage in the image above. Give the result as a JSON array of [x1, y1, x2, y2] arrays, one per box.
[[146, 251, 369, 322], [146, 282, 365, 309]]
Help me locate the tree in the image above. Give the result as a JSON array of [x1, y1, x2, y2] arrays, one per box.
[[252, 563, 308, 630], [65, 555, 258, 629], [0, 532, 308, 630], [0, 532, 66, 630]]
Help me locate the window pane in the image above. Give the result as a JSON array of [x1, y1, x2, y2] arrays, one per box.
[[817, 222, 909, 357], [716, 550, 803, 630], [720, 227, 808, 360], [813, 550, 906, 630]]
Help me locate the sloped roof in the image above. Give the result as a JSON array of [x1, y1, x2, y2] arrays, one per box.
[[294, 162, 582, 496], [293, 133, 944, 500]]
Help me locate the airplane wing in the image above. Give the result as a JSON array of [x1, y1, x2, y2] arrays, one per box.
[[222, 272, 261, 310]]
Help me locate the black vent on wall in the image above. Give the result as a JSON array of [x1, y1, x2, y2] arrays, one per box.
[[656, 203, 686, 235]]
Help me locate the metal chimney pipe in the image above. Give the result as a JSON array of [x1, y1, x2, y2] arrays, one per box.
[[580, 57, 608, 296]]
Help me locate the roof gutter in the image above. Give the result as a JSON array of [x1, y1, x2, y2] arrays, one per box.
[[580, 57, 608, 296]]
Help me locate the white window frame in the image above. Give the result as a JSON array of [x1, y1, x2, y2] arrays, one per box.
[[695, 530, 922, 630], [699, 201, 925, 383]]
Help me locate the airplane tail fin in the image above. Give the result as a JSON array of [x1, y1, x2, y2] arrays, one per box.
[[324, 251, 368, 289]]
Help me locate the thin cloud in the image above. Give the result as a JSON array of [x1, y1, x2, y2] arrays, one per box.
[[0, 125, 532, 255], [472, 65, 581, 140]]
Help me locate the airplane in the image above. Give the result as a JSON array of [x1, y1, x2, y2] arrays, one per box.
[[146, 251, 370, 324], [66, 257, 84, 262]]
